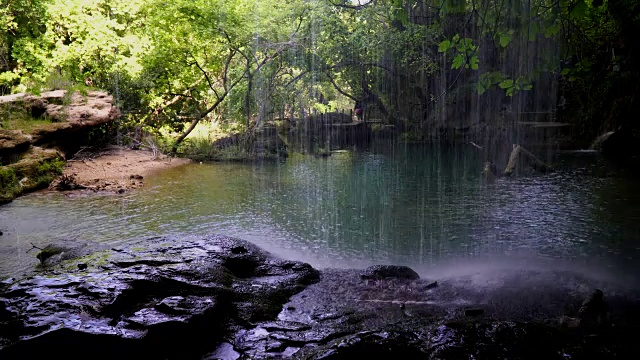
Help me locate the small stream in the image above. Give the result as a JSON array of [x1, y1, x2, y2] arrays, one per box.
[[1, 143, 640, 281]]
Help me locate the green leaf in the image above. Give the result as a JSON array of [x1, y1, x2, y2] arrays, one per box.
[[570, 1, 588, 20], [499, 33, 511, 47], [476, 82, 486, 95], [498, 79, 514, 89], [470, 55, 479, 70], [507, 87, 515, 96], [560, 68, 571, 76], [0, 71, 20, 84], [522, 84, 533, 90], [451, 54, 464, 69], [438, 40, 451, 53], [544, 24, 559, 38]]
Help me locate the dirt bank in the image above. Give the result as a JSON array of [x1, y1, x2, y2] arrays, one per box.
[[54, 146, 191, 192]]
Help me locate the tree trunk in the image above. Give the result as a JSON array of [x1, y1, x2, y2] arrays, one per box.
[[503, 144, 550, 176], [171, 93, 229, 155]]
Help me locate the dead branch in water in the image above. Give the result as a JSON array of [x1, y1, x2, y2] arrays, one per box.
[[26, 243, 44, 253], [503, 144, 550, 176]]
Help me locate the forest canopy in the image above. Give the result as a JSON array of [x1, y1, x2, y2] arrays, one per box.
[[1, 0, 637, 148]]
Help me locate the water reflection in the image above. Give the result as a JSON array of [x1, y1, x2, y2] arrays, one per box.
[[1, 144, 640, 278]]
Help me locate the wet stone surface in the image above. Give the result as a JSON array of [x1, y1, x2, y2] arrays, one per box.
[[236, 268, 640, 359], [0, 235, 319, 359], [2, 237, 640, 359]]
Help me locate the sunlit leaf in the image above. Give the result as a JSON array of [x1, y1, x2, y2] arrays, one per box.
[[438, 40, 451, 53], [470, 55, 479, 70], [498, 79, 514, 89], [451, 54, 464, 69]]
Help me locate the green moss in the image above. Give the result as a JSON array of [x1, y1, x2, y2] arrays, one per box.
[[59, 250, 112, 272], [32, 158, 65, 188], [0, 102, 53, 132], [36, 245, 66, 264], [0, 167, 19, 203], [1, 154, 65, 203]]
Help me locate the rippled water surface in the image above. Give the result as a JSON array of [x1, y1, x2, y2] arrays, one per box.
[[2, 144, 640, 279]]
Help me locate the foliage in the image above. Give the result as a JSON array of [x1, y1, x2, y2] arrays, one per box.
[[0, 167, 18, 191], [438, 34, 479, 70], [0, 0, 636, 148], [0, 166, 19, 203]]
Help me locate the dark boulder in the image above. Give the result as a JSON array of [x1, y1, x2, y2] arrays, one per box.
[[360, 265, 420, 281], [0, 235, 319, 359]]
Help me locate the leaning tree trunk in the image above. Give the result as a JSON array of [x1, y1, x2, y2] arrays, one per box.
[[171, 94, 228, 155]]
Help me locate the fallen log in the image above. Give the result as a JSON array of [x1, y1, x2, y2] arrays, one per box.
[[503, 144, 550, 176]]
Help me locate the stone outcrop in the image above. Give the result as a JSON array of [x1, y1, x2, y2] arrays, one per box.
[[0, 90, 120, 203], [2, 235, 639, 359], [0, 235, 319, 359], [0, 130, 30, 165], [1, 90, 120, 151], [0, 146, 62, 203]]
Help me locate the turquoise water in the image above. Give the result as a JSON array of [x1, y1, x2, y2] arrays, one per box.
[[1, 144, 640, 280]]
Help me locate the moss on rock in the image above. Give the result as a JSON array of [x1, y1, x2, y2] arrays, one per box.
[[0, 148, 64, 204]]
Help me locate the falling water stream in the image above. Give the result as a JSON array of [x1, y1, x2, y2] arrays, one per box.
[[1, 143, 640, 283]]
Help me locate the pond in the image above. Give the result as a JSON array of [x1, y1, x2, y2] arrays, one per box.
[[2, 143, 640, 282]]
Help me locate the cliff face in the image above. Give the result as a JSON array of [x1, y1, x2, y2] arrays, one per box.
[[0, 90, 121, 203]]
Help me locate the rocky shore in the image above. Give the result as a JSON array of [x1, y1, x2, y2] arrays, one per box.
[[1, 235, 638, 359], [0, 90, 121, 203]]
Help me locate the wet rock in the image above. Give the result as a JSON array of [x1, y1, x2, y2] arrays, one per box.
[[261, 320, 312, 332], [0, 235, 319, 359], [464, 308, 485, 317], [202, 342, 241, 360], [296, 331, 428, 359], [265, 340, 287, 352], [35, 244, 66, 264], [425, 281, 438, 289], [230, 245, 248, 254], [2, 240, 639, 359], [360, 265, 420, 281], [577, 289, 609, 328], [33, 243, 92, 267]]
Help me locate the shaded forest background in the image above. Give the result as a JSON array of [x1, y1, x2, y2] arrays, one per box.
[[1, 0, 638, 154]]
